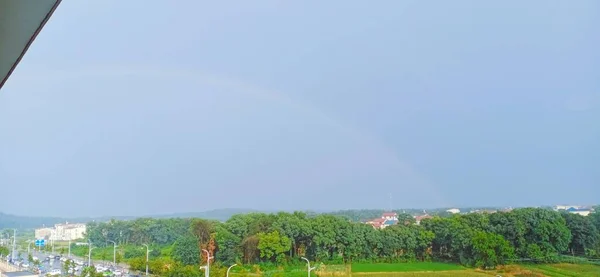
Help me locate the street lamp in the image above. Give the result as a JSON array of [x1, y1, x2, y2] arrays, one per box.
[[199, 265, 207, 276], [301, 257, 316, 277], [11, 229, 16, 262], [107, 240, 117, 266], [226, 264, 238, 277], [201, 249, 213, 277], [88, 241, 95, 267], [142, 244, 150, 276], [27, 241, 33, 255]]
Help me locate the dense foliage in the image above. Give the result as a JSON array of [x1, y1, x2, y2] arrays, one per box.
[[0, 245, 9, 256], [82, 208, 600, 274]]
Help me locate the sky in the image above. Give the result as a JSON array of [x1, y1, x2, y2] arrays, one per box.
[[0, 0, 599, 217]]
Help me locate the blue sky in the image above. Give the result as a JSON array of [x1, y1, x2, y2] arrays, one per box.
[[0, 0, 598, 217]]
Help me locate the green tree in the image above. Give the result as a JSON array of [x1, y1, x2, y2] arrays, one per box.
[[214, 225, 241, 265], [115, 251, 123, 263], [471, 231, 515, 269], [0, 246, 9, 257], [172, 235, 200, 266], [241, 235, 260, 264], [63, 259, 76, 276], [490, 208, 572, 262], [165, 263, 203, 277], [257, 230, 292, 263], [310, 215, 340, 261], [415, 227, 435, 261], [562, 212, 599, 256], [80, 266, 103, 277]]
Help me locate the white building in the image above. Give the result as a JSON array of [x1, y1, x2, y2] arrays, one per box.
[[554, 205, 581, 211], [446, 208, 461, 214], [34, 227, 54, 240], [35, 222, 86, 241], [54, 223, 87, 241], [567, 208, 593, 217], [381, 212, 398, 221]]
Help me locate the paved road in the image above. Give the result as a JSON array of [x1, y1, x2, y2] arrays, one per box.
[[6, 251, 126, 275]]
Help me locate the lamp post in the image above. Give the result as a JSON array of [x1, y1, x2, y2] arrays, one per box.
[[27, 241, 33, 255], [301, 257, 316, 277], [88, 241, 95, 267], [107, 240, 117, 266], [226, 264, 237, 277], [142, 244, 150, 276], [68, 239, 72, 258], [11, 229, 16, 262], [201, 249, 212, 277]]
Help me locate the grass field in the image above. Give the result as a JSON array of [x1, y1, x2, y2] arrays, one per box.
[[517, 263, 600, 277], [321, 262, 600, 277], [351, 262, 465, 273]]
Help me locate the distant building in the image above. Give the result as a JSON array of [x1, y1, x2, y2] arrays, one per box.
[[566, 207, 593, 217], [34, 227, 53, 240], [366, 218, 386, 229], [414, 214, 433, 225], [554, 205, 581, 211], [366, 212, 399, 229], [35, 222, 86, 241], [446, 208, 461, 214], [469, 209, 498, 214], [382, 212, 398, 221]]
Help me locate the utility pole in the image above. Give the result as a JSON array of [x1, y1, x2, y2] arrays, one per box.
[[68, 239, 71, 258]]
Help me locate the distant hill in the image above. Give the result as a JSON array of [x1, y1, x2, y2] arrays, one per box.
[[145, 208, 262, 221], [0, 212, 66, 229], [2, 207, 521, 229], [0, 208, 261, 229]]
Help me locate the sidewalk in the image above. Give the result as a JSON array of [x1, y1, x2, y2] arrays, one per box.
[[0, 260, 19, 272]]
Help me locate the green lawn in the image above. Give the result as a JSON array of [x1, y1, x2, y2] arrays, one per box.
[[519, 263, 600, 277], [351, 262, 465, 273]]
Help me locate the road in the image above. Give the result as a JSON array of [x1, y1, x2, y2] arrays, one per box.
[[7, 250, 130, 276]]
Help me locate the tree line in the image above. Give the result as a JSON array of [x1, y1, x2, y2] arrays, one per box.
[[84, 208, 600, 273]]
